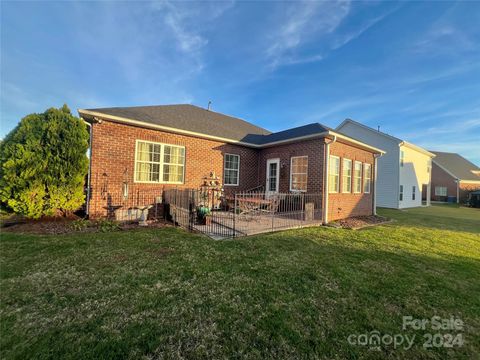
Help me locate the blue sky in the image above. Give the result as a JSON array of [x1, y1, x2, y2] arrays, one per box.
[[1, 1, 479, 164]]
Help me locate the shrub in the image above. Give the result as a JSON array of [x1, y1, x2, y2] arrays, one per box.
[[0, 105, 89, 219], [71, 219, 91, 232], [94, 219, 120, 232]]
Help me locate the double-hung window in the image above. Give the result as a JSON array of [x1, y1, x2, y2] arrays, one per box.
[[412, 186, 416, 200], [290, 156, 308, 192], [329, 156, 340, 193], [435, 186, 447, 196], [135, 140, 185, 183], [354, 161, 362, 193], [363, 163, 371, 194], [342, 159, 352, 193], [224, 154, 240, 186], [399, 185, 404, 201]]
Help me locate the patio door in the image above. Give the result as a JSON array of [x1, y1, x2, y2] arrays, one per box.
[[266, 158, 280, 195]]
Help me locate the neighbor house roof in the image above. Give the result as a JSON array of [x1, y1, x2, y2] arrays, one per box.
[[79, 104, 384, 153], [431, 151, 480, 182], [336, 118, 434, 157]]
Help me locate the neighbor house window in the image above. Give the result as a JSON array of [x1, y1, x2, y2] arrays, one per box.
[[363, 163, 371, 194], [342, 159, 352, 193], [435, 186, 447, 196], [412, 186, 416, 200], [400, 150, 405, 167], [399, 185, 404, 201], [224, 154, 240, 186], [135, 141, 185, 183], [329, 156, 340, 193], [354, 161, 362, 193], [290, 156, 308, 192]]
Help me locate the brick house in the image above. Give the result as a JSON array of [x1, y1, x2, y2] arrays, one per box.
[[430, 151, 480, 203], [78, 104, 384, 223]]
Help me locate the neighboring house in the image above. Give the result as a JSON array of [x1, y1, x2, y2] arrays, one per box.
[[430, 151, 480, 203], [78, 104, 384, 223], [336, 119, 434, 209]]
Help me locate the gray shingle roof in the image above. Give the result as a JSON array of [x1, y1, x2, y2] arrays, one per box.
[[431, 151, 480, 181], [85, 104, 271, 143], [82, 104, 332, 146], [257, 123, 332, 145]]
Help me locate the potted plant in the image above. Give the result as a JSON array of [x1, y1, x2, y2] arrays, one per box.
[[197, 205, 212, 225]]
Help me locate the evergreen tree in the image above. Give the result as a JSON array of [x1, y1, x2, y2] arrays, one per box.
[[0, 105, 89, 218]]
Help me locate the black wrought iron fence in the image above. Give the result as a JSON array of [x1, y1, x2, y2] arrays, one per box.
[[97, 188, 323, 239], [163, 189, 323, 239]]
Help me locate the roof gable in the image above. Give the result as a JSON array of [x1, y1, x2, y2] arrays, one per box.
[[431, 151, 480, 181], [336, 118, 402, 144]]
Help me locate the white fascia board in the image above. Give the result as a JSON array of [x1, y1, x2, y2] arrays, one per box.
[[399, 141, 435, 158]]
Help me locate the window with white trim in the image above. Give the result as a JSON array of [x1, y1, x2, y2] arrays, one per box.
[[435, 186, 447, 196], [329, 156, 340, 193], [363, 163, 371, 194], [134, 141, 185, 183], [224, 154, 240, 186], [399, 185, 404, 201], [354, 161, 362, 193], [342, 159, 352, 193], [290, 156, 308, 192]]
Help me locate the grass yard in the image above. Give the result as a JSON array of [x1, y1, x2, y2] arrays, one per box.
[[1, 205, 479, 359]]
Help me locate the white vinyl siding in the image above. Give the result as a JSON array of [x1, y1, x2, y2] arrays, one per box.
[[224, 154, 240, 186], [363, 163, 371, 194], [342, 159, 352, 193], [290, 156, 308, 192], [354, 161, 362, 193], [135, 140, 185, 184], [337, 122, 433, 209], [329, 156, 340, 193]]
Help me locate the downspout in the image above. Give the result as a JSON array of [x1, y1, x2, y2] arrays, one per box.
[[456, 180, 460, 204], [427, 159, 432, 206], [85, 120, 93, 217], [373, 153, 383, 215], [322, 136, 337, 224]]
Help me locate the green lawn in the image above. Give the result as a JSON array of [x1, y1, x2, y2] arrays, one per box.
[[1, 206, 479, 359]]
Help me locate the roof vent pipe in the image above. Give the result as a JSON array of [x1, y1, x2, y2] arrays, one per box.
[[377, 125, 380, 132], [207, 101, 212, 111]]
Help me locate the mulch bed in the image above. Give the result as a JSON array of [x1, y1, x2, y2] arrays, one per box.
[[1, 215, 170, 235], [330, 215, 392, 230]]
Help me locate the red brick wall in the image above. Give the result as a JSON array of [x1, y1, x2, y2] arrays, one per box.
[[257, 139, 325, 193], [88, 119, 376, 221], [430, 162, 457, 201], [88, 120, 259, 216], [327, 141, 375, 221]]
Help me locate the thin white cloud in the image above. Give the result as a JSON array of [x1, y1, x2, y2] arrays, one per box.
[[265, 1, 351, 69]]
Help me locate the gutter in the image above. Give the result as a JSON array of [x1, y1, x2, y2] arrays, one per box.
[[78, 109, 385, 154], [322, 135, 337, 224]]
